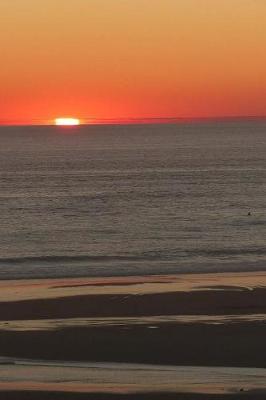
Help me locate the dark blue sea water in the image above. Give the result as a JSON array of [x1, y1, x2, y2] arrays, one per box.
[[1, 121, 266, 279]]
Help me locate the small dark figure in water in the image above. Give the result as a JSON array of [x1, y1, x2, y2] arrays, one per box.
[[248, 212, 251, 216]]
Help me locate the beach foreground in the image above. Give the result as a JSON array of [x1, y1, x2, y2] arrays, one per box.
[[1, 272, 266, 398]]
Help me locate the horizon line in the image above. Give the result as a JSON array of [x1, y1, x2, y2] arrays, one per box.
[[0, 115, 266, 127]]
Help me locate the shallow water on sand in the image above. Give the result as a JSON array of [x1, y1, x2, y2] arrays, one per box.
[[2, 314, 266, 331]]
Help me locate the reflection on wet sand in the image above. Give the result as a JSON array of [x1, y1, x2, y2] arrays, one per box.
[[1, 271, 266, 302]]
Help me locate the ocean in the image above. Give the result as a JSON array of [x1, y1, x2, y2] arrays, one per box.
[[1, 120, 266, 280]]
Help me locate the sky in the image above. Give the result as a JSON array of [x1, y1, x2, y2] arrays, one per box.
[[0, 0, 266, 124]]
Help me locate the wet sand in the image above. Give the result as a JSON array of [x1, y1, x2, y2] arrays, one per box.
[[1, 272, 266, 398]]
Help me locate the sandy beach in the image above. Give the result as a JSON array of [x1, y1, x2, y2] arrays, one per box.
[[0, 272, 266, 398]]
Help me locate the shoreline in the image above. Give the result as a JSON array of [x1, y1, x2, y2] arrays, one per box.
[[1, 271, 266, 397]]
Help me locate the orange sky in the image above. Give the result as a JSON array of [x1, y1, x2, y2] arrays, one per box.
[[1, 0, 266, 124]]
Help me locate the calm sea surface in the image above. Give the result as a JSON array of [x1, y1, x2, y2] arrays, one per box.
[[1, 121, 266, 279]]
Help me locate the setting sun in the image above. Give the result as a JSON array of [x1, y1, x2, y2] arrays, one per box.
[[55, 118, 80, 126]]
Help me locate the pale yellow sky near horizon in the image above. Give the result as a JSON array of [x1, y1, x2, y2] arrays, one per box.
[[0, 0, 266, 123]]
